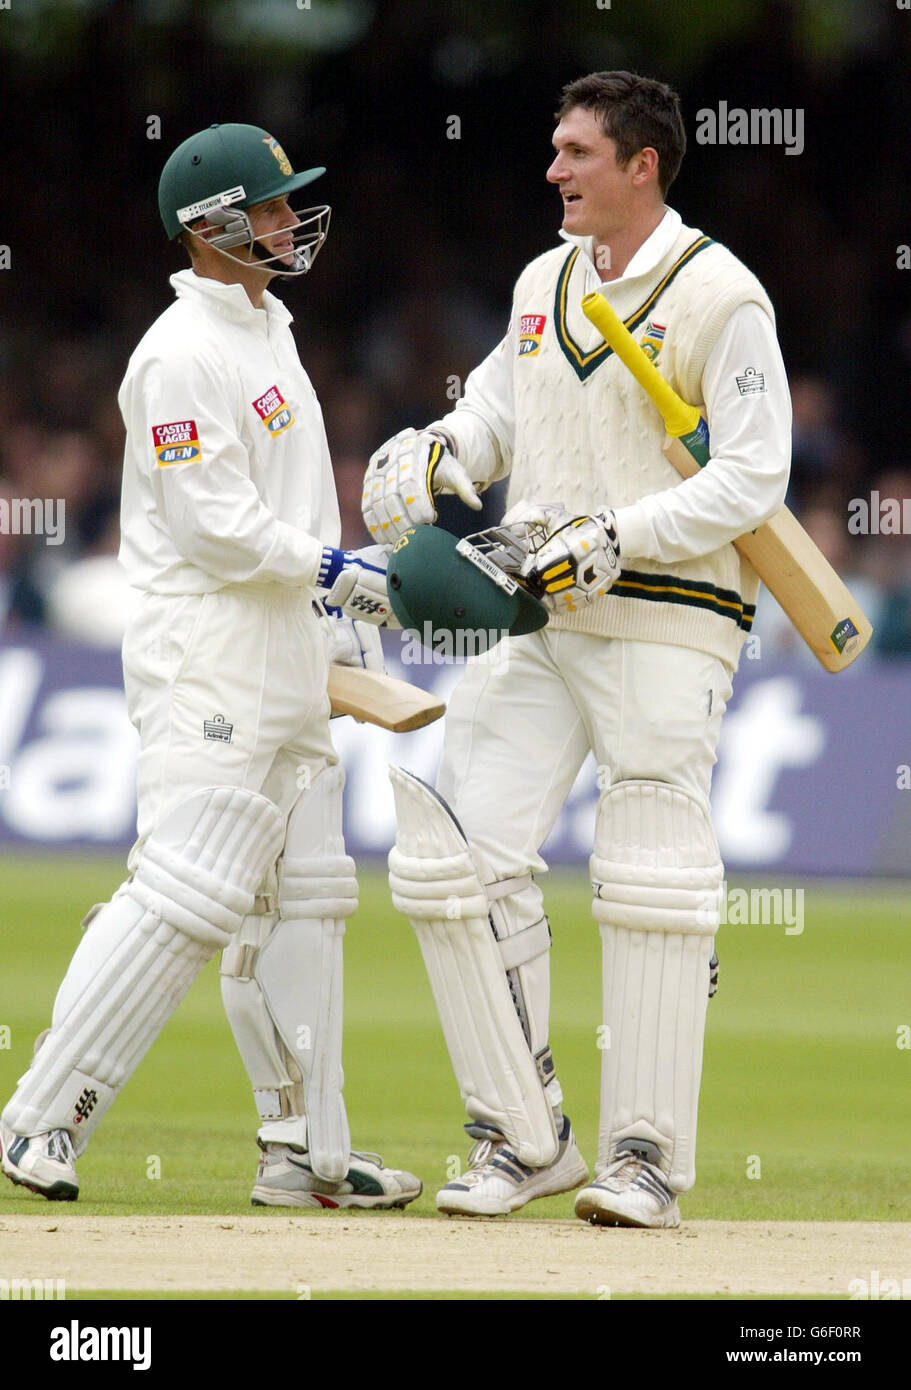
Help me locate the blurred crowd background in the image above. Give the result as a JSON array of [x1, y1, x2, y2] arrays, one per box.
[[1, 0, 909, 658]]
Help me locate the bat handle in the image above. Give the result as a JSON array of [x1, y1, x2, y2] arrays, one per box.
[[581, 291, 701, 438]]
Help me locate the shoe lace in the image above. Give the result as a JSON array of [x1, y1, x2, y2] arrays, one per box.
[[465, 1136, 506, 1170], [47, 1130, 75, 1165], [348, 1151, 383, 1168], [599, 1154, 673, 1201]]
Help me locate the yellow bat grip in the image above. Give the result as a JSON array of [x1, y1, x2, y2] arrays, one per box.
[[581, 291, 701, 438]]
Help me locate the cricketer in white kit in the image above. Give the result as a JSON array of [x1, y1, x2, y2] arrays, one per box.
[[363, 72, 791, 1225], [0, 122, 420, 1211]]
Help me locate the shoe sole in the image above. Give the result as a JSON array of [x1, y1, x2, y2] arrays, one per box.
[[436, 1159, 588, 1217], [575, 1190, 680, 1229], [0, 1129, 79, 1202], [1, 1162, 78, 1202], [251, 1186, 422, 1210]]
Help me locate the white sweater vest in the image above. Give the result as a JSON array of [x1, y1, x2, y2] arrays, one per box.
[[506, 224, 775, 666]]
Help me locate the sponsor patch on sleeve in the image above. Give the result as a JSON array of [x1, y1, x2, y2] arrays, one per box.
[[518, 313, 547, 357], [152, 420, 202, 466], [252, 385, 295, 435]]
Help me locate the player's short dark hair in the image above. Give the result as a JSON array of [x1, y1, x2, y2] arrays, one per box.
[[556, 71, 685, 196]]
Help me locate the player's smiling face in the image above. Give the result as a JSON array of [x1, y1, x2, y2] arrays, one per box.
[[246, 195, 300, 267], [547, 107, 639, 240]]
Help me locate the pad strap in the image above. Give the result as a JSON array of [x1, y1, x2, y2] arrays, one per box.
[[497, 916, 551, 972]]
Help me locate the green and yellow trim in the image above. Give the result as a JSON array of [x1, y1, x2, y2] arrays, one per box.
[[613, 568, 755, 631], [554, 236, 714, 382]]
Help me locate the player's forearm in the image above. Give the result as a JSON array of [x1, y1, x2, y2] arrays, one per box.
[[433, 404, 510, 486], [433, 325, 516, 486], [614, 301, 791, 563], [164, 487, 324, 586], [613, 443, 789, 562]]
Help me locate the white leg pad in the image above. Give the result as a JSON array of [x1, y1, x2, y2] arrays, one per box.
[[220, 764, 357, 1182], [2, 787, 285, 1154], [388, 765, 558, 1167], [220, 908, 309, 1135], [591, 780, 723, 1191]]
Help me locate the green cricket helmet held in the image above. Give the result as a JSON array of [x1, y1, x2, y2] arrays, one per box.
[[157, 123, 330, 276], [386, 525, 549, 649]]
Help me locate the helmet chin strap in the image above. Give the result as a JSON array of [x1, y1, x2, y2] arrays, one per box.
[[250, 238, 310, 274]]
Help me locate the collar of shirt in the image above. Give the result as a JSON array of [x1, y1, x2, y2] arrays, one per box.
[[169, 269, 293, 331], [558, 206, 682, 285]]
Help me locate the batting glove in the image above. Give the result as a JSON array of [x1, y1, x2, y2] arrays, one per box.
[[320, 608, 385, 672], [500, 498, 575, 534], [520, 511, 621, 614], [362, 427, 482, 547], [318, 544, 391, 624]]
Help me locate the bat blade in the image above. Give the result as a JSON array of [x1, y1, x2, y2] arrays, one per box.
[[328, 665, 445, 731], [662, 432, 872, 669], [580, 291, 873, 672]]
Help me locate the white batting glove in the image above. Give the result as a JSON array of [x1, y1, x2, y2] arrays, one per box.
[[520, 511, 621, 614], [320, 610, 385, 672], [362, 427, 482, 547], [318, 544, 391, 624], [500, 498, 575, 533]]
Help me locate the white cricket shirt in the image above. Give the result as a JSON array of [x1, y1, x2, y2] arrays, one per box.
[[119, 270, 338, 594]]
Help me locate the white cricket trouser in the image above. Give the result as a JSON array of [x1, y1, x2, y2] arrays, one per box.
[[437, 629, 732, 875], [123, 583, 337, 861], [436, 627, 733, 1185], [4, 583, 337, 1150]]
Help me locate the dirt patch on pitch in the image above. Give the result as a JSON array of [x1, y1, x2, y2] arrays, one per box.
[[2, 1216, 909, 1296]]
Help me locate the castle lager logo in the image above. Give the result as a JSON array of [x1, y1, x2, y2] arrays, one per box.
[[518, 313, 546, 356], [252, 385, 294, 435], [152, 420, 202, 466]]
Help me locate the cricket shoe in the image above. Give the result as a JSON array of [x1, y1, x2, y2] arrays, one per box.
[[436, 1114, 587, 1216], [575, 1152, 680, 1228], [0, 1122, 79, 1201], [251, 1142, 422, 1209]]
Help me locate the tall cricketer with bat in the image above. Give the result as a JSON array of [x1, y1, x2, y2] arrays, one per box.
[[363, 70, 815, 1226], [0, 123, 421, 1210]]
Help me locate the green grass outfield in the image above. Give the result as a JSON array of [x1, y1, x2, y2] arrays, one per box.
[[0, 856, 908, 1222]]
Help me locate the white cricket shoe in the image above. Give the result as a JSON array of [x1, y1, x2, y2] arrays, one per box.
[[436, 1115, 588, 1216], [0, 1122, 79, 1201], [251, 1143, 422, 1209], [575, 1152, 680, 1228]]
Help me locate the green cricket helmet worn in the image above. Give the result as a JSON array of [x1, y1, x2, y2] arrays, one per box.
[[386, 525, 548, 650], [158, 123, 330, 275]]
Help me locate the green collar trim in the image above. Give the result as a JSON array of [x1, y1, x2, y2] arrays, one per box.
[[553, 236, 715, 382]]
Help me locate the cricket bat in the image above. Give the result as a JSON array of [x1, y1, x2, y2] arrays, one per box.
[[328, 665, 445, 731], [580, 291, 872, 672]]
